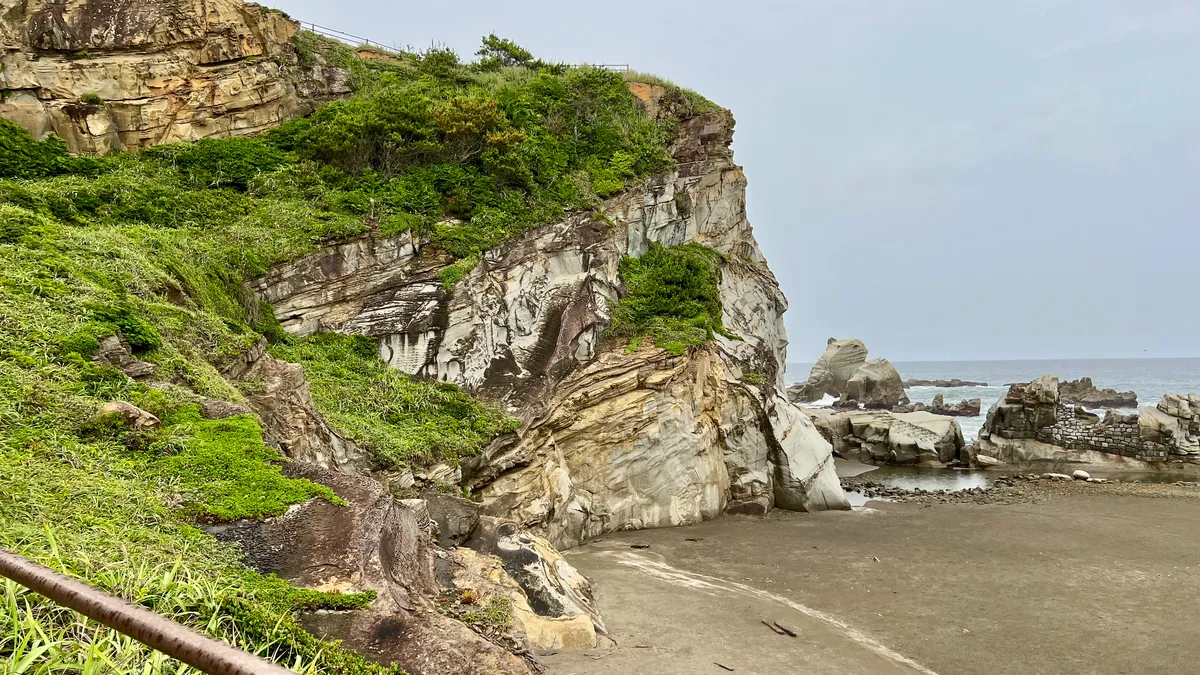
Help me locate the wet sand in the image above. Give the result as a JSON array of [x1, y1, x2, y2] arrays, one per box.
[[541, 486, 1200, 675]]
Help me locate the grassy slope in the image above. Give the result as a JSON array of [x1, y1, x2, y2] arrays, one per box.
[[0, 30, 719, 673]]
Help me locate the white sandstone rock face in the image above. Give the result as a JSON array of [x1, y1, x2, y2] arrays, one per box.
[[252, 107, 849, 547], [805, 408, 967, 466]]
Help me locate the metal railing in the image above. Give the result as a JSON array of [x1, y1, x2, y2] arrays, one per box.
[[0, 547, 294, 675], [299, 21, 403, 55]]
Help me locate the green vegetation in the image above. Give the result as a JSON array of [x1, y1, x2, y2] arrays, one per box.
[[79, 93, 104, 106], [436, 590, 513, 643], [270, 333, 517, 469], [740, 371, 766, 386], [608, 242, 734, 355], [0, 27, 709, 672]]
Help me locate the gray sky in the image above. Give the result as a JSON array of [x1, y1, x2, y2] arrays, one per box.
[[272, 0, 1200, 361]]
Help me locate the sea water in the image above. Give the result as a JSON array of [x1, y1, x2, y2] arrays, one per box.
[[786, 357, 1200, 441]]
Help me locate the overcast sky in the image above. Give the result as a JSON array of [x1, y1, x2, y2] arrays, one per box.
[[273, 0, 1200, 361]]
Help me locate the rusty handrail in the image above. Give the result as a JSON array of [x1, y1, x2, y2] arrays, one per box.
[[0, 547, 295, 675]]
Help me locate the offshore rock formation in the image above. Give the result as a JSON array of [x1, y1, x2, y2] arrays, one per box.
[[844, 358, 907, 409], [894, 393, 982, 417], [787, 338, 908, 409], [252, 104, 848, 550], [974, 376, 1199, 467], [904, 378, 988, 388], [787, 338, 867, 402], [806, 408, 967, 466], [0, 0, 349, 153], [1059, 377, 1138, 409]]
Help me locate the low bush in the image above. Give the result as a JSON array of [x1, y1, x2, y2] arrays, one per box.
[[608, 242, 733, 355]]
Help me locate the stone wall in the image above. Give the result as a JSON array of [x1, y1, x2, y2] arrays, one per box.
[[1036, 405, 1172, 461], [978, 376, 1199, 465]]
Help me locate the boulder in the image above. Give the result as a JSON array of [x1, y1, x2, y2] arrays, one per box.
[[423, 490, 481, 548], [804, 408, 966, 466], [1059, 377, 1138, 409], [96, 401, 160, 430], [1072, 470, 1091, 481], [788, 338, 868, 402], [844, 358, 908, 409], [91, 335, 156, 379]]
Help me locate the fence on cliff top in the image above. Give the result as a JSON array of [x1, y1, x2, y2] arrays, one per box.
[[297, 21, 631, 71]]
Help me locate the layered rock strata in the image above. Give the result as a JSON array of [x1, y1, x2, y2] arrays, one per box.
[[251, 105, 849, 549], [787, 338, 908, 408], [805, 408, 967, 466], [213, 464, 601, 674], [974, 376, 1199, 467], [0, 0, 349, 153]]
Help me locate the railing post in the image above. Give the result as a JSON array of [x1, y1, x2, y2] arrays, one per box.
[[0, 548, 295, 675]]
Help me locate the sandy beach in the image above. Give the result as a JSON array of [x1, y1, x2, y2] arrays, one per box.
[[542, 482, 1200, 675]]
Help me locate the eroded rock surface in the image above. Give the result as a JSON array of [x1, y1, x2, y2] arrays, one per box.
[[1059, 377, 1138, 409], [216, 464, 606, 672], [787, 338, 868, 403], [222, 339, 371, 473], [844, 358, 907, 409], [806, 408, 967, 466], [251, 105, 849, 547], [974, 377, 1199, 467], [0, 0, 349, 153]]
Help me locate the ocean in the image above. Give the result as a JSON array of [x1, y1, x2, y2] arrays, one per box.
[[785, 357, 1200, 441]]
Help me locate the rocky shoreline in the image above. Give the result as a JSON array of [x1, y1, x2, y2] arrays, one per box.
[[840, 471, 1200, 506], [904, 378, 988, 387]]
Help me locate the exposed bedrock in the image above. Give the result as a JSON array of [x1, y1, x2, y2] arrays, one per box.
[[805, 408, 968, 467], [213, 464, 604, 673], [250, 108, 849, 548], [973, 376, 1199, 468], [787, 338, 908, 409], [1058, 377, 1138, 409], [0, 0, 349, 152]]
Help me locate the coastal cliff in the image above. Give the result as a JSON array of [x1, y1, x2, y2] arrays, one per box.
[[252, 104, 848, 549], [0, 2, 846, 670]]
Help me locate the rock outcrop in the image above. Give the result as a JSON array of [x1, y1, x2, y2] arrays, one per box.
[[221, 339, 372, 473], [787, 339, 908, 409], [974, 376, 1199, 467], [251, 104, 848, 548], [215, 464, 603, 673], [0, 0, 349, 153], [787, 338, 868, 402], [805, 408, 967, 466], [844, 358, 907, 409], [1058, 377, 1138, 409], [895, 394, 982, 417], [903, 378, 987, 388]]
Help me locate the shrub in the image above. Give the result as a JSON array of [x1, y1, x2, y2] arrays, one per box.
[[476, 34, 534, 70], [0, 119, 100, 179], [145, 137, 288, 191], [608, 242, 732, 355], [269, 333, 517, 469], [80, 93, 104, 106]]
